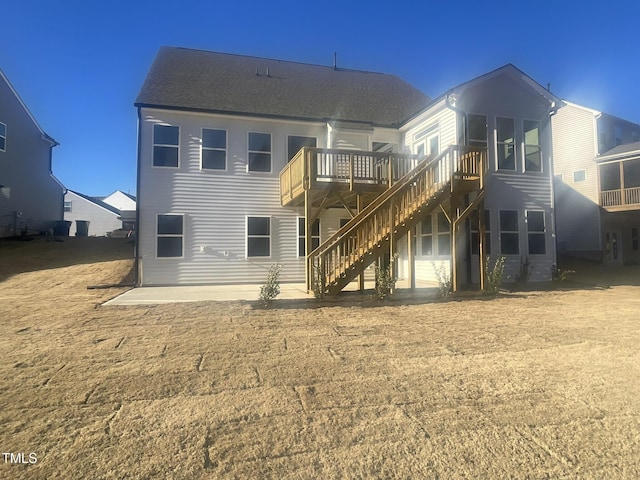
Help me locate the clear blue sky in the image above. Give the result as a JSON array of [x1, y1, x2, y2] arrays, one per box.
[[2, 0, 639, 196]]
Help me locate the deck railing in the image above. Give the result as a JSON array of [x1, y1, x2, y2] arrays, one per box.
[[280, 148, 422, 205], [308, 145, 487, 294], [600, 187, 640, 208]]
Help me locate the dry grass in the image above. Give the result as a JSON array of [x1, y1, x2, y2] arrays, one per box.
[[1, 237, 639, 479]]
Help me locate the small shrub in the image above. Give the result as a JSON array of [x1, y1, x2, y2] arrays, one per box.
[[552, 265, 575, 282], [432, 262, 452, 299], [258, 264, 282, 307], [511, 256, 533, 285], [374, 256, 397, 300], [485, 256, 505, 294]]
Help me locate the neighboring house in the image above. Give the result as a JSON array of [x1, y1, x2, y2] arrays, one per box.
[[100, 190, 136, 232], [64, 190, 132, 236], [0, 68, 64, 237], [135, 47, 560, 291], [552, 101, 640, 264]]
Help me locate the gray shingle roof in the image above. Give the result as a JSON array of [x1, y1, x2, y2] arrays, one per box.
[[599, 141, 640, 158], [135, 47, 430, 127]]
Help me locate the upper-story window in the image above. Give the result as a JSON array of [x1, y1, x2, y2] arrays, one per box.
[[64, 201, 72, 213], [573, 170, 586, 183], [153, 124, 179, 167], [524, 120, 542, 172], [0, 122, 6, 152], [467, 114, 487, 147], [248, 132, 271, 172], [202, 129, 226, 170], [288, 136, 316, 162], [496, 117, 516, 170]]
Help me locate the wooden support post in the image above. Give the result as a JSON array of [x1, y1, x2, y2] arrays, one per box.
[[478, 200, 487, 292], [620, 161, 626, 205], [450, 199, 458, 293], [389, 199, 395, 294], [305, 190, 312, 293], [407, 227, 415, 289], [357, 194, 365, 291]]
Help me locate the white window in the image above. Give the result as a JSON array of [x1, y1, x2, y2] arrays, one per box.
[[527, 211, 546, 255], [64, 201, 72, 213], [247, 216, 270, 257], [573, 170, 586, 182], [500, 210, 519, 255], [470, 209, 491, 255], [419, 217, 433, 256], [288, 135, 316, 162], [298, 217, 320, 256], [524, 120, 542, 172], [436, 212, 450, 255], [467, 114, 487, 147], [248, 133, 271, 172], [202, 129, 226, 170], [496, 117, 516, 170], [0, 122, 6, 152], [157, 214, 183, 258], [153, 125, 179, 167]]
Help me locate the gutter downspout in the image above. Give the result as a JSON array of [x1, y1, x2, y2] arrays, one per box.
[[547, 101, 561, 273], [134, 107, 143, 286]]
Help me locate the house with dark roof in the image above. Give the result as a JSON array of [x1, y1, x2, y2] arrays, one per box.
[[552, 101, 640, 264], [135, 46, 561, 292], [64, 190, 135, 236], [0, 68, 64, 237]]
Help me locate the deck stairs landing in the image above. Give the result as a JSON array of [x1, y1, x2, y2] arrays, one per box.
[[307, 146, 486, 296]]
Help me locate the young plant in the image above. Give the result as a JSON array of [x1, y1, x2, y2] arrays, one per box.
[[485, 256, 505, 294], [374, 255, 397, 300], [432, 262, 452, 299], [258, 264, 282, 307]]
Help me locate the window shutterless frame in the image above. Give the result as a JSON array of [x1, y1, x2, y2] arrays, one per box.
[[297, 217, 320, 257], [0, 122, 6, 152], [523, 119, 542, 173], [247, 132, 272, 173], [526, 210, 546, 255], [246, 216, 271, 257], [287, 135, 317, 163], [156, 214, 184, 258], [496, 117, 516, 171], [201, 128, 227, 171], [152, 124, 180, 168], [500, 210, 520, 255]]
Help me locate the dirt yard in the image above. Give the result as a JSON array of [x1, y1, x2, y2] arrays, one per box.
[[1, 237, 639, 479]]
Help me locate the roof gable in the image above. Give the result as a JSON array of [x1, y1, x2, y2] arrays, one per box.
[[67, 190, 121, 215], [135, 47, 430, 127]]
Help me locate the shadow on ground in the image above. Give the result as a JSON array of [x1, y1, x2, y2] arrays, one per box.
[[0, 236, 134, 283]]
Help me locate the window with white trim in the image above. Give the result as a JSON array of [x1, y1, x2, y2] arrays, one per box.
[[248, 132, 271, 172], [500, 210, 519, 255], [0, 122, 6, 152], [288, 135, 316, 162], [524, 120, 542, 172], [420, 217, 433, 256], [496, 117, 516, 170], [470, 209, 491, 255], [298, 217, 320, 256], [202, 129, 226, 170], [64, 201, 72, 213], [153, 124, 179, 167], [467, 114, 487, 147], [157, 214, 183, 257], [573, 170, 586, 182], [437, 212, 451, 255], [247, 216, 270, 257], [527, 211, 546, 255]]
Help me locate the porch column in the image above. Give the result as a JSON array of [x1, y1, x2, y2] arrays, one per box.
[[620, 162, 626, 205], [305, 190, 312, 292], [357, 194, 365, 291], [407, 228, 415, 289], [478, 200, 486, 292]]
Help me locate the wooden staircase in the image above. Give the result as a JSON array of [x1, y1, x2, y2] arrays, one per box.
[[307, 145, 487, 296]]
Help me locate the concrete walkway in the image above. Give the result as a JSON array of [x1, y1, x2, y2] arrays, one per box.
[[104, 283, 314, 305]]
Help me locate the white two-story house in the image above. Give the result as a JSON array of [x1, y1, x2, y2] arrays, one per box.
[[135, 47, 560, 292]]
